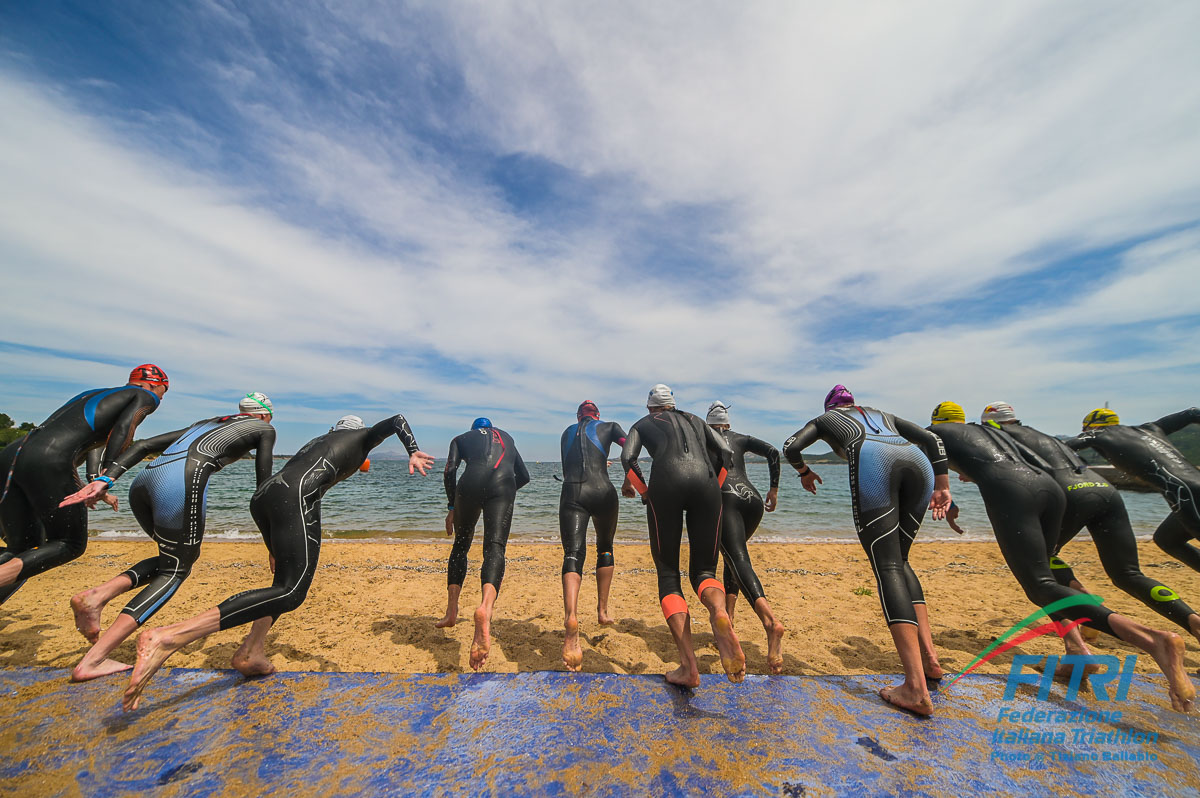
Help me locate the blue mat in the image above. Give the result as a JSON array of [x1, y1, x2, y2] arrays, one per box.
[[1, 668, 1196, 796]]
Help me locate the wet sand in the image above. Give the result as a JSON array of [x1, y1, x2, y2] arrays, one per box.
[[2, 538, 1198, 678]]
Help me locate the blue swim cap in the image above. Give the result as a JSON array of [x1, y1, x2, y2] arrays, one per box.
[[472, 417, 492, 430]]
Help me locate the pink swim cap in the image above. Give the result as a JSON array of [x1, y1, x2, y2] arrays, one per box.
[[824, 385, 854, 411]]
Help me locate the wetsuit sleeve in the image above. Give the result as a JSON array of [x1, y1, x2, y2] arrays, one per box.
[[782, 422, 821, 470], [443, 437, 461, 505], [85, 448, 103, 481], [893, 417, 949, 476], [99, 392, 160, 473], [1062, 434, 1093, 452], [513, 447, 530, 491], [103, 428, 188, 481], [254, 427, 276, 486], [1148, 408, 1200, 436], [745, 435, 781, 488], [366, 414, 420, 454], [608, 422, 627, 447], [620, 424, 648, 494]]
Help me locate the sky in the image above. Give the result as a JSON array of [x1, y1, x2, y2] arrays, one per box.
[[1, 1, 1198, 459]]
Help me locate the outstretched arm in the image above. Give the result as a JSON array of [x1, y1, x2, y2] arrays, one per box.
[[620, 425, 647, 497], [513, 448, 531, 490], [443, 437, 462, 506], [1149, 407, 1200, 436], [254, 427, 277, 486], [894, 417, 950, 477], [367, 414, 433, 475], [782, 422, 823, 494], [59, 427, 184, 507], [746, 435, 781, 511]]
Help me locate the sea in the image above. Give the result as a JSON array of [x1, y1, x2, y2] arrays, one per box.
[[84, 461, 1175, 546]]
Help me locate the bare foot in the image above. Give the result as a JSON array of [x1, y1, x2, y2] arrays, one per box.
[[709, 612, 746, 683], [563, 616, 583, 672], [1146, 631, 1195, 712], [922, 656, 945, 681], [434, 610, 457, 628], [597, 607, 614, 626], [766, 621, 785, 675], [470, 606, 491, 671], [70, 657, 131, 682], [880, 683, 933, 716], [231, 648, 276, 678], [70, 591, 104, 644], [665, 663, 700, 689], [122, 628, 183, 711]]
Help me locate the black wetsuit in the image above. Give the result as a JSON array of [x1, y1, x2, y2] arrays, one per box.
[[559, 418, 626, 576], [933, 422, 1114, 635], [999, 422, 1195, 628], [0, 385, 161, 603], [217, 415, 421, 629], [784, 407, 945, 627], [714, 429, 780, 603], [444, 427, 529, 590], [620, 409, 729, 602], [104, 415, 276, 624], [1065, 409, 1200, 572]]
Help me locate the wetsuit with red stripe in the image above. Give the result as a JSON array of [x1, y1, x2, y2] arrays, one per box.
[[620, 409, 730, 603], [444, 427, 530, 589], [0, 384, 160, 603]]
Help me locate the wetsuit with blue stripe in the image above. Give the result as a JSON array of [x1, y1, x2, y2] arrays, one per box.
[[444, 427, 530, 590], [714, 429, 780, 603], [217, 415, 422, 629], [1065, 409, 1200, 573], [0, 385, 160, 603], [559, 418, 626, 576], [99, 415, 275, 624], [999, 421, 1197, 629], [784, 406, 946, 626]]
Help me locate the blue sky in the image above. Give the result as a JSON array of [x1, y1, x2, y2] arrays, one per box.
[[1, 1, 1198, 459]]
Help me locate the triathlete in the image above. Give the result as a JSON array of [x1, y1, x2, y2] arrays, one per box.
[[983, 402, 1200, 643], [1064, 407, 1200, 574], [120, 414, 435, 710], [0, 365, 168, 604], [59, 392, 277, 681], [931, 401, 1194, 712], [706, 400, 786, 674], [620, 384, 744, 687], [558, 400, 626, 672], [438, 418, 530, 671], [784, 386, 951, 716]]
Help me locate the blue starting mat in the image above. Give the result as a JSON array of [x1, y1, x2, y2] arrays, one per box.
[[1, 668, 1196, 796]]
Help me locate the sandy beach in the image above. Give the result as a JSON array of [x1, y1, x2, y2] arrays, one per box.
[[3, 538, 1199, 681]]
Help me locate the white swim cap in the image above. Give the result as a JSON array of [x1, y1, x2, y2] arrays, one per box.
[[706, 401, 730, 426], [647, 384, 675, 408], [981, 401, 1017, 424], [239, 392, 274, 416], [331, 414, 365, 432]]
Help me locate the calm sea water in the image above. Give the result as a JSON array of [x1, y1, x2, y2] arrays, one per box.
[[85, 460, 1174, 546]]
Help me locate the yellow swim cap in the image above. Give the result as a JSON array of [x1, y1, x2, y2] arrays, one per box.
[[931, 401, 966, 424], [1082, 408, 1119, 428]]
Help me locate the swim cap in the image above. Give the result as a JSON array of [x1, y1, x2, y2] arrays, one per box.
[[577, 401, 599, 421], [1082, 408, 1119, 428], [824, 385, 854, 411], [981, 401, 1018, 425], [129, 364, 169, 388], [331, 415, 365, 432], [706, 401, 731, 426], [239, 392, 274, 416], [472, 417, 492, 430], [647, 384, 675, 408], [931, 401, 965, 424]]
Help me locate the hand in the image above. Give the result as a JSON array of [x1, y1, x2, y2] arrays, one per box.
[[100, 492, 120, 512], [800, 470, 822, 495], [59, 480, 109, 509], [929, 488, 952, 521], [945, 504, 966, 535], [764, 487, 778, 512], [621, 477, 636, 499], [444, 509, 455, 537], [408, 450, 435, 476], [269, 555, 277, 574]]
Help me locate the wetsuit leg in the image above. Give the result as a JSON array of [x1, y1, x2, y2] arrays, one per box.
[[984, 479, 1115, 635], [0, 481, 41, 604], [684, 480, 723, 595], [645, 485, 685, 601], [1, 464, 88, 588], [217, 484, 321, 629], [448, 496, 482, 587], [1153, 512, 1200, 573], [896, 463, 931, 608], [118, 489, 206, 625], [1087, 501, 1197, 628], [479, 490, 516, 590], [719, 493, 766, 602], [593, 484, 619, 570], [559, 484, 589, 576]]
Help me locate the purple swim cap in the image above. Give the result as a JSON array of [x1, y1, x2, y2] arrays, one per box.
[[824, 385, 854, 411]]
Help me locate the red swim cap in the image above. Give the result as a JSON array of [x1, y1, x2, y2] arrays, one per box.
[[129, 364, 169, 388], [577, 400, 599, 421]]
